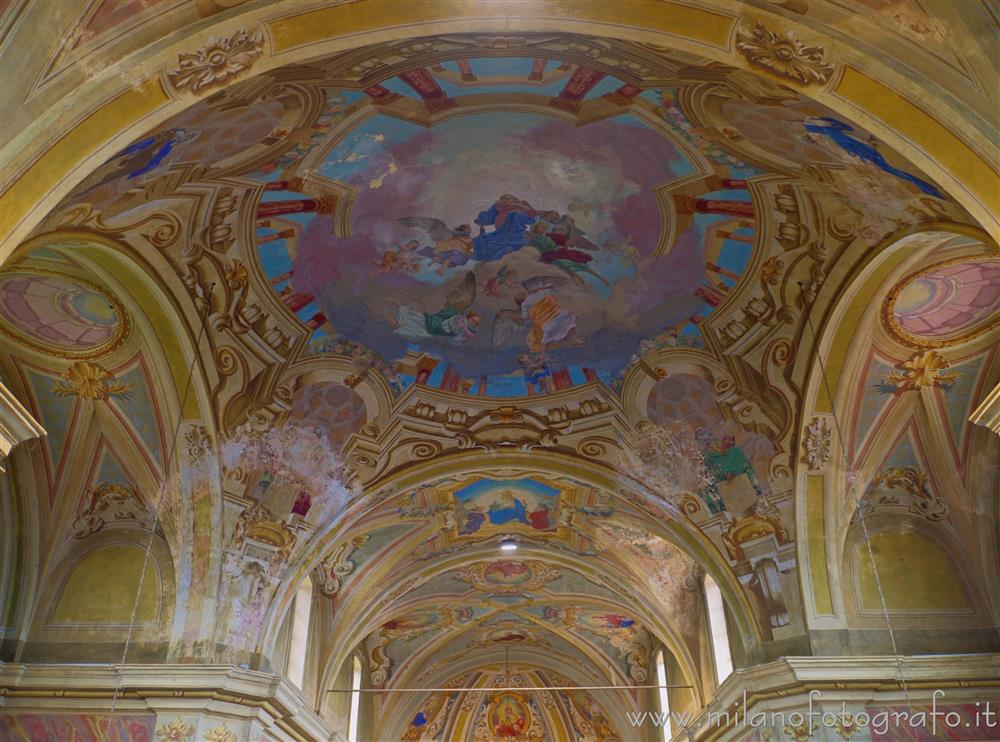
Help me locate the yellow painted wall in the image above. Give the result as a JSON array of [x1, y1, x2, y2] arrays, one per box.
[[51, 544, 159, 624], [855, 531, 970, 612]]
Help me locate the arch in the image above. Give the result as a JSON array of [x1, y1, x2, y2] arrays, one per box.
[[794, 222, 999, 630], [839, 511, 991, 629], [29, 529, 177, 663], [48, 543, 160, 626], [1, 2, 996, 258], [849, 530, 969, 614]]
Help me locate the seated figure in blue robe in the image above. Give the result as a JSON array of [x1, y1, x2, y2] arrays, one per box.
[[488, 491, 529, 525], [804, 116, 943, 198], [472, 194, 538, 262]]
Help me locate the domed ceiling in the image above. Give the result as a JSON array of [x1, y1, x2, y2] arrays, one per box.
[[48, 35, 957, 399]]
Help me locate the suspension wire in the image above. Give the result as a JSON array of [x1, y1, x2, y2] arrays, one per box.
[[800, 283, 910, 707], [327, 684, 695, 693], [110, 284, 214, 713]]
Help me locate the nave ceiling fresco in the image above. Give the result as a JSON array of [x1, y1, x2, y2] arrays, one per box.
[[0, 4, 997, 741]]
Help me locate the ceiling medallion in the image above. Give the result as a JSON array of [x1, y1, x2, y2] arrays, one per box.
[[0, 268, 131, 359], [454, 559, 560, 594], [882, 255, 1000, 348], [736, 21, 834, 85]]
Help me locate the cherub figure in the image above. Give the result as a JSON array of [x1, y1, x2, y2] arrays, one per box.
[[373, 240, 421, 274], [479, 265, 520, 297]]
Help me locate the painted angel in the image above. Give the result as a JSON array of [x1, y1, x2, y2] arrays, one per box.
[[492, 275, 583, 354], [392, 272, 480, 345], [397, 217, 474, 271]]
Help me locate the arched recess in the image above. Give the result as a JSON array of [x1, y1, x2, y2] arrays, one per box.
[[376, 660, 633, 742], [1, 229, 225, 661], [278, 356, 397, 433], [839, 513, 990, 632], [25, 532, 175, 662], [795, 223, 1000, 640], [261, 449, 764, 711], [1, 0, 996, 254]]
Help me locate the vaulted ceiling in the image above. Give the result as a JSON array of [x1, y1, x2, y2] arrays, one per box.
[[0, 3, 997, 741]]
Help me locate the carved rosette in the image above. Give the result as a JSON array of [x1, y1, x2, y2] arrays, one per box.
[[168, 29, 265, 93], [736, 22, 833, 85], [802, 415, 832, 472], [184, 424, 212, 464]]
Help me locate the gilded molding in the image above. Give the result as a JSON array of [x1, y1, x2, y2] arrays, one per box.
[[970, 381, 1000, 437], [881, 255, 1000, 349], [0, 382, 45, 472], [0, 267, 132, 360]]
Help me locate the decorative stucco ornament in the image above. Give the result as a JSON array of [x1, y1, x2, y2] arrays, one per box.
[[884, 349, 959, 391], [736, 21, 834, 85], [168, 29, 265, 93], [803, 415, 832, 471], [155, 719, 195, 742], [52, 361, 128, 400]]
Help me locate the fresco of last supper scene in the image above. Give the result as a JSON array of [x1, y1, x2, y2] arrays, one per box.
[[0, 1, 999, 740]]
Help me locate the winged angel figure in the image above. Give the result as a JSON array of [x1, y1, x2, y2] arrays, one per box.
[[492, 275, 583, 354], [392, 272, 480, 345]]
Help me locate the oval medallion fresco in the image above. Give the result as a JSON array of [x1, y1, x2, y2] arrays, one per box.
[[885, 257, 1000, 347], [482, 560, 533, 586], [0, 270, 129, 358]]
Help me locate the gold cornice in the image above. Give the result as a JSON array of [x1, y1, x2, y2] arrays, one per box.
[[265, 1, 736, 54]]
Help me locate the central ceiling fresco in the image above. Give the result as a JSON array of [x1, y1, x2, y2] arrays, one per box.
[[53, 40, 954, 398], [246, 56, 763, 396]]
